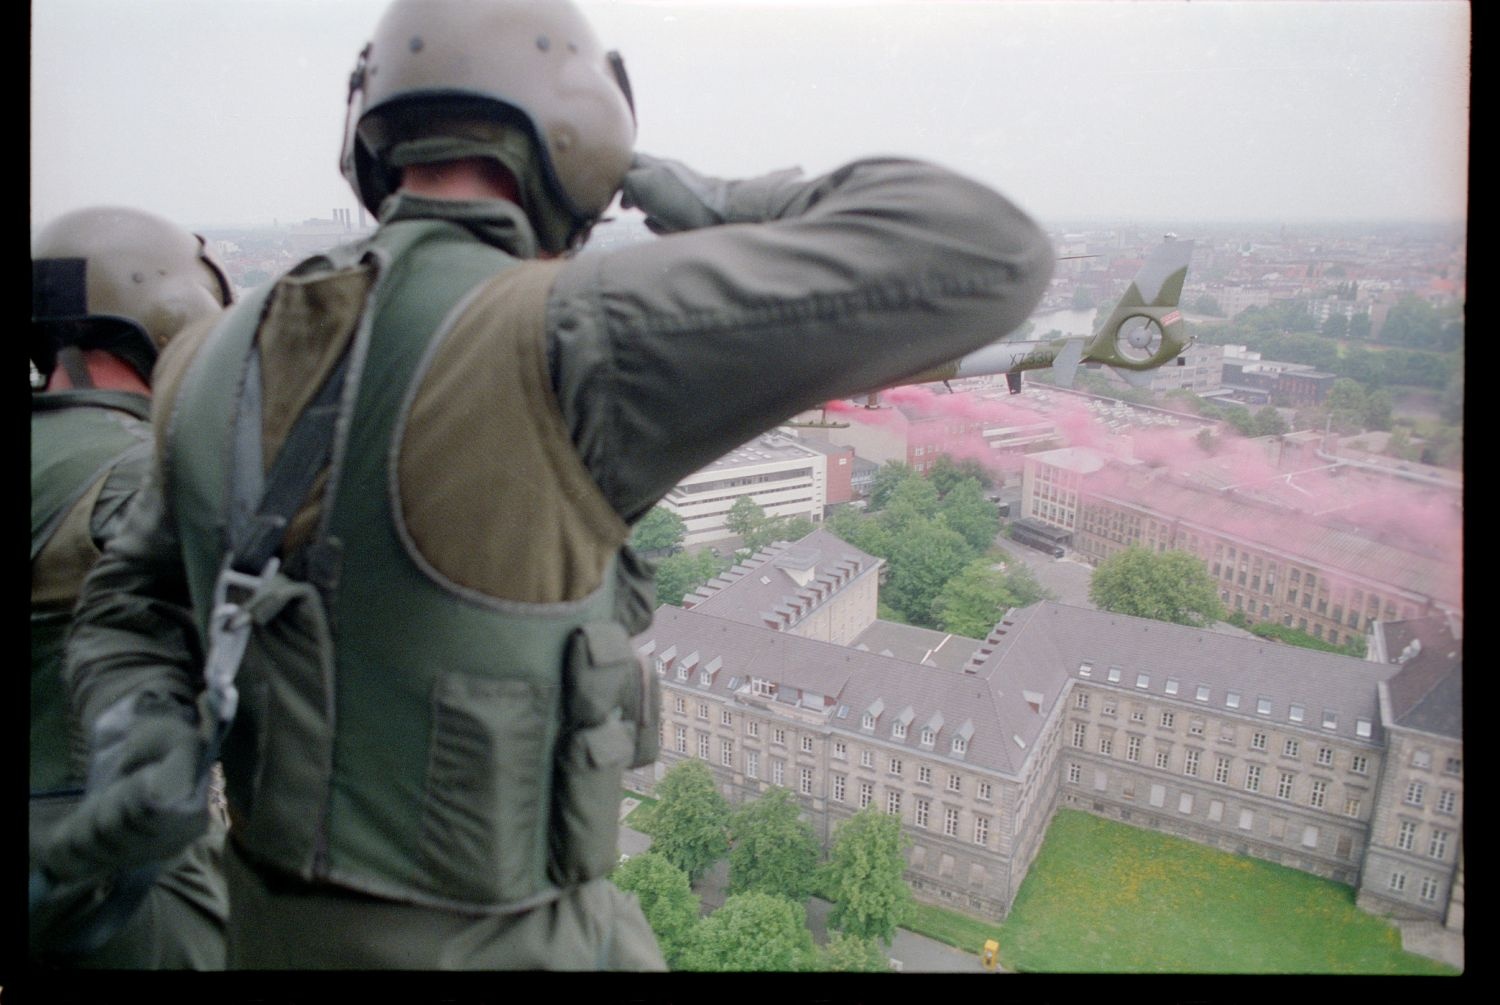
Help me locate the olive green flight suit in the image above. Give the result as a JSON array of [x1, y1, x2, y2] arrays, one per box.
[[65, 157, 1054, 969], [30, 389, 228, 969]]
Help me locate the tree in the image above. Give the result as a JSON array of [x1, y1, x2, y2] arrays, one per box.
[[725, 496, 766, 542], [631, 505, 686, 554], [654, 549, 730, 606], [819, 931, 892, 972], [866, 461, 915, 511], [1088, 547, 1224, 628], [1320, 312, 1349, 340], [935, 478, 1000, 554], [926, 454, 996, 496], [745, 514, 815, 554], [880, 518, 971, 627], [820, 805, 914, 944], [1251, 405, 1287, 437], [1190, 294, 1224, 317], [1220, 403, 1255, 436], [611, 851, 701, 968], [727, 787, 821, 902], [645, 759, 730, 883], [930, 559, 1019, 638], [678, 892, 818, 972]]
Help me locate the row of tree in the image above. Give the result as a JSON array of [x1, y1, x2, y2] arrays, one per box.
[[618, 759, 912, 971]]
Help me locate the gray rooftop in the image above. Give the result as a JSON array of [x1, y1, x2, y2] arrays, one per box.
[[638, 600, 1403, 782], [1376, 615, 1463, 740], [685, 528, 881, 630]]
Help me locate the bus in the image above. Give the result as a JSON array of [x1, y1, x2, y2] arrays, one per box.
[[1009, 517, 1070, 558]]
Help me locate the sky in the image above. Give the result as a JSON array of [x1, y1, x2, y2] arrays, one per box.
[[31, 0, 1471, 232]]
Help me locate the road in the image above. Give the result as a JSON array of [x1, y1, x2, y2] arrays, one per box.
[[997, 531, 1096, 610]]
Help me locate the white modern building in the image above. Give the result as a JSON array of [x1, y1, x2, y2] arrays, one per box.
[[663, 431, 828, 546]]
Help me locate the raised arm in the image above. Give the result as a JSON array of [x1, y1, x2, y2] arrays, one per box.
[[548, 154, 1053, 523]]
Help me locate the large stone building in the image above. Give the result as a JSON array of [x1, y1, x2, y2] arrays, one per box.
[[626, 531, 1463, 935], [1021, 447, 1459, 650]]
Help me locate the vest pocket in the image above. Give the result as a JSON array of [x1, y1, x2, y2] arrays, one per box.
[[223, 574, 336, 876], [550, 622, 651, 885], [420, 674, 552, 904]]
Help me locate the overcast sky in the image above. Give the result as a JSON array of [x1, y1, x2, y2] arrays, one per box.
[[30, 0, 1470, 232]]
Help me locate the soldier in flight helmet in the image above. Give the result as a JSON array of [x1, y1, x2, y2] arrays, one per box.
[[30, 205, 232, 969], [63, 0, 1054, 970], [32, 205, 232, 390], [340, 0, 636, 254]]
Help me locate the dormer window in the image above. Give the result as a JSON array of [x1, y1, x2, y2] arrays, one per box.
[[1256, 697, 1272, 716], [1135, 673, 1150, 690], [862, 713, 875, 730], [951, 736, 968, 755], [1164, 678, 1179, 696], [893, 721, 907, 740], [1107, 665, 1122, 683], [1355, 718, 1372, 739], [1195, 685, 1210, 703], [1225, 691, 1241, 710], [1321, 710, 1338, 731], [1078, 662, 1094, 677], [920, 728, 935, 747]]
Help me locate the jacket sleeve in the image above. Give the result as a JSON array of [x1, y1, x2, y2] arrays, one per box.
[[546, 156, 1054, 523], [65, 465, 205, 735]]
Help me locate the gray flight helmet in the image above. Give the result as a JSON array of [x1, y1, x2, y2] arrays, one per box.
[[341, 0, 637, 244], [31, 205, 233, 384]]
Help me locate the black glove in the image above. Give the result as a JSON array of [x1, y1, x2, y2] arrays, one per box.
[[38, 695, 209, 884]]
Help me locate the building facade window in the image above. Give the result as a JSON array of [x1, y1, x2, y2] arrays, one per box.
[[1184, 749, 1200, 777], [1155, 749, 1171, 770], [1388, 872, 1406, 893], [860, 750, 874, 769], [947, 774, 962, 794], [859, 781, 873, 808], [1309, 779, 1327, 809], [721, 709, 733, 726], [1160, 711, 1174, 729], [1214, 756, 1231, 785], [1276, 772, 1295, 801], [675, 725, 687, 754], [1283, 739, 1300, 759], [974, 817, 990, 846], [889, 758, 903, 777], [1397, 820, 1417, 852], [698, 703, 709, 720], [1317, 746, 1333, 767], [831, 772, 843, 801], [977, 782, 992, 802], [1245, 764, 1262, 793], [1428, 830, 1449, 860], [772, 759, 785, 786], [887, 791, 902, 816], [915, 798, 930, 828], [918, 765, 932, 785], [773, 727, 786, 746], [800, 767, 813, 795], [674, 697, 686, 715], [944, 807, 960, 837], [1351, 755, 1368, 775], [1437, 789, 1457, 815], [1072, 722, 1087, 748], [698, 733, 710, 759], [748, 720, 760, 739], [1099, 735, 1113, 756], [1344, 797, 1362, 818], [801, 735, 814, 754], [1404, 780, 1424, 806], [1250, 731, 1267, 752], [721, 739, 733, 767], [1127, 736, 1142, 762], [1067, 763, 1081, 785], [748, 750, 760, 779], [1075, 692, 1090, 710], [1420, 877, 1439, 903]]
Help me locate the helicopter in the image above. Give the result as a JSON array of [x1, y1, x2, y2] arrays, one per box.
[[791, 236, 1195, 426]]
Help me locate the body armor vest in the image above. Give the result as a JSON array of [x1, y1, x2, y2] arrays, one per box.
[[164, 217, 656, 912]]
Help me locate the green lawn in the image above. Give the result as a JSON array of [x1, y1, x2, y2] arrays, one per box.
[[991, 809, 1458, 974]]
